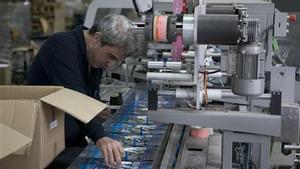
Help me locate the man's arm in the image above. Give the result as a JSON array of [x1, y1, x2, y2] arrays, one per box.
[[43, 43, 123, 167], [43, 44, 108, 143]]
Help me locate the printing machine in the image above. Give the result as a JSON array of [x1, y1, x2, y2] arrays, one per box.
[[84, 0, 300, 168]]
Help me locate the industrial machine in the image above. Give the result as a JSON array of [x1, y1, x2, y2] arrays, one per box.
[[83, 0, 300, 168]]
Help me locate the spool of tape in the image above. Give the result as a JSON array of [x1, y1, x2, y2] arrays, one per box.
[[189, 127, 209, 138], [153, 16, 158, 42], [156, 15, 168, 42]]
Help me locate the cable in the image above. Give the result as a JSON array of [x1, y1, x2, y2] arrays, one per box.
[[239, 142, 245, 169], [272, 37, 279, 52], [185, 99, 196, 108], [132, 0, 141, 17], [218, 79, 225, 87], [199, 69, 221, 74], [246, 144, 251, 169]]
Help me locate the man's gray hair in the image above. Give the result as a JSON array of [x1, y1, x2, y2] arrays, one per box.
[[89, 14, 137, 57]]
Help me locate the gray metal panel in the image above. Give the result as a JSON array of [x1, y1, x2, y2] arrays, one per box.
[[222, 131, 271, 169], [148, 109, 281, 136], [281, 105, 300, 143], [295, 81, 300, 102], [84, 0, 135, 28], [271, 66, 296, 103], [274, 10, 288, 37], [153, 0, 173, 12], [283, 13, 300, 68], [207, 0, 270, 3], [206, 6, 235, 14], [272, 0, 300, 12], [175, 131, 208, 169]]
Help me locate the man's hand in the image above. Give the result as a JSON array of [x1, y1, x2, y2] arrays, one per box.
[[96, 137, 123, 168], [97, 108, 113, 122]]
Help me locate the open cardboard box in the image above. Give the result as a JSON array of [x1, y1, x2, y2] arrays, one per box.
[[0, 86, 107, 169]]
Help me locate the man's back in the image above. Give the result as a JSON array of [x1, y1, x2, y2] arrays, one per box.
[[27, 26, 106, 147]]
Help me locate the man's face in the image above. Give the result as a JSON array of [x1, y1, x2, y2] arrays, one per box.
[[88, 34, 125, 70]]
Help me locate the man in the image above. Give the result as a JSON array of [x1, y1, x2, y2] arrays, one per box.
[[27, 14, 136, 168]]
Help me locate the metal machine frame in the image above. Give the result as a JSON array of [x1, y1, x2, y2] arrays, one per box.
[[84, 0, 299, 168]]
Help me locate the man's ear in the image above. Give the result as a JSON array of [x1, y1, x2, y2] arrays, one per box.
[[93, 32, 102, 45]]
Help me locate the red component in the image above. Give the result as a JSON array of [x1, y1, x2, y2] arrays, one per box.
[[288, 14, 297, 23], [190, 128, 209, 138], [183, 0, 188, 14]]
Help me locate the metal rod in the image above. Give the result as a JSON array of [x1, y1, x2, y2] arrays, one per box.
[[221, 90, 271, 100], [148, 108, 281, 137], [132, 21, 183, 27], [158, 90, 176, 96], [147, 72, 193, 81], [284, 145, 300, 150], [148, 61, 164, 69], [148, 61, 182, 69]]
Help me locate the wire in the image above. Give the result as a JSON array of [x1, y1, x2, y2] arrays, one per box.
[[198, 67, 211, 107], [185, 99, 196, 108], [238, 143, 245, 169], [132, 0, 141, 17], [218, 79, 225, 87], [199, 69, 221, 74], [246, 144, 251, 169]]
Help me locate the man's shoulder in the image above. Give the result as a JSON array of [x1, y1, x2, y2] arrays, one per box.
[[48, 31, 78, 47]]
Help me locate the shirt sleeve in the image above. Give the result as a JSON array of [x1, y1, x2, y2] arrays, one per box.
[[43, 42, 107, 143]]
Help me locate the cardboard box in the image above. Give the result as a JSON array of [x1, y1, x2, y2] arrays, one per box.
[[0, 86, 107, 169]]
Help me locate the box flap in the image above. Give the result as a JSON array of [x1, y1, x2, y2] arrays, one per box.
[[0, 85, 63, 100], [0, 100, 38, 155], [0, 123, 32, 159], [41, 88, 107, 124]]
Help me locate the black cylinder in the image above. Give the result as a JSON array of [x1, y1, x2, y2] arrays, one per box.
[[145, 15, 153, 41], [206, 6, 235, 14], [167, 15, 177, 42], [197, 14, 239, 45]]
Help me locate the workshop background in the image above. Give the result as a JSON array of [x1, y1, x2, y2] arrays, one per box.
[[0, 0, 92, 85], [0, 0, 299, 85]]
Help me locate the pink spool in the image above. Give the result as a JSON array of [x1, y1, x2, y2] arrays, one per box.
[[173, 0, 184, 14], [189, 127, 210, 139], [172, 36, 183, 61], [156, 16, 168, 42]]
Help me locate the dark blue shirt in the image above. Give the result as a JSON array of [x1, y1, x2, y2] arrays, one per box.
[[27, 26, 107, 147]]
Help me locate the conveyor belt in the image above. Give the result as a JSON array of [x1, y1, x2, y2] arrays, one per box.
[[68, 88, 210, 169], [68, 89, 174, 169]]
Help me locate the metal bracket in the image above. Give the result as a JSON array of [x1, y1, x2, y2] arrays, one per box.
[[270, 90, 282, 115]]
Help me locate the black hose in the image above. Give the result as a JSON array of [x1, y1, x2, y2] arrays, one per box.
[[132, 0, 141, 17], [199, 69, 221, 74]]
